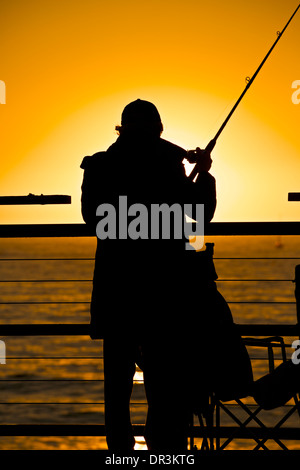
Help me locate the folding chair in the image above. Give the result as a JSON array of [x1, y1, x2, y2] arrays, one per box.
[[193, 336, 300, 451], [193, 262, 300, 451]]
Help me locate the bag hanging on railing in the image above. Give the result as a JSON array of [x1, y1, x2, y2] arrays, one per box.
[[187, 244, 254, 405], [184, 242, 218, 282], [211, 321, 254, 402]]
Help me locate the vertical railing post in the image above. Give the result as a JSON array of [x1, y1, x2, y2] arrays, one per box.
[[295, 265, 300, 339]]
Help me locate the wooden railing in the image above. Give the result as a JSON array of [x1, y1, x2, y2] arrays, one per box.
[[0, 221, 299, 450]]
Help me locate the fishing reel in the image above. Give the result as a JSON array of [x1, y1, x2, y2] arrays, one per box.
[[186, 139, 216, 178], [186, 148, 202, 164], [186, 138, 216, 163]]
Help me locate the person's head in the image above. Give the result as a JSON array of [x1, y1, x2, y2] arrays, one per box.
[[115, 99, 163, 138]]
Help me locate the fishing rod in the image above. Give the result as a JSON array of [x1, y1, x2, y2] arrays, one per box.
[[187, 3, 300, 181]]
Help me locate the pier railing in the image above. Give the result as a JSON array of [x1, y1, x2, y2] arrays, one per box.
[[0, 221, 300, 450]]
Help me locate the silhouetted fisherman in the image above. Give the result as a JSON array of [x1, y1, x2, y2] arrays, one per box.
[[80, 99, 216, 452]]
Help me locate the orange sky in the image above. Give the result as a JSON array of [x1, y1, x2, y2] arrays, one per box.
[[1, 0, 300, 224]]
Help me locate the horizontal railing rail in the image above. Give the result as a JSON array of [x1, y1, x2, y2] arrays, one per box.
[[0, 323, 298, 337], [0, 424, 298, 440], [1, 221, 300, 237], [0, 195, 71, 205]]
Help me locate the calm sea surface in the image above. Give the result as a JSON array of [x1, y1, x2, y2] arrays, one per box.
[[0, 235, 299, 450]]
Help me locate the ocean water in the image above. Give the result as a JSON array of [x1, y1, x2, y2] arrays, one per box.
[[0, 235, 299, 450]]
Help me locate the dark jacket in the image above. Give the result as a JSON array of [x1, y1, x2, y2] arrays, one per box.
[[81, 135, 216, 339]]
